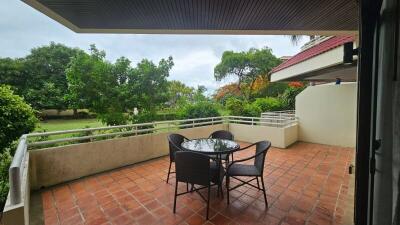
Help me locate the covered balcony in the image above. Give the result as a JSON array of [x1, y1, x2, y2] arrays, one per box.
[[3, 113, 354, 225], [36, 142, 354, 225]]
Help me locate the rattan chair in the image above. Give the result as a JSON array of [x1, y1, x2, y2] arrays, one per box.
[[166, 133, 189, 184], [173, 151, 224, 219], [225, 141, 271, 207], [209, 130, 235, 162]]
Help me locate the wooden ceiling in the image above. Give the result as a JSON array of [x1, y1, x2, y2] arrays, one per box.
[[24, 0, 359, 34]]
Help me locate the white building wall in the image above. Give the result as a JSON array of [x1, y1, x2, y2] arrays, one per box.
[[296, 82, 357, 147]]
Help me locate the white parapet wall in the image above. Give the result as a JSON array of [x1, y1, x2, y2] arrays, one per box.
[[29, 124, 227, 189], [296, 82, 357, 147], [229, 123, 298, 148], [2, 154, 30, 225]]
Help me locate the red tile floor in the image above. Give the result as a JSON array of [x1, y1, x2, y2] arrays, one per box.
[[40, 142, 354, 225]]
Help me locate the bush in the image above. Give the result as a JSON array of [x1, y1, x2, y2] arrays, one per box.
[[97, 111, 127, 126], [0, 85, 38, 154], [178, 101, 220, 119], [242, 104, 262, 117], [225, 97, 245, 116], [253, 97, 284, 112], [0, 151, 11, 210], [155, 112, 177, 121], [264, 82, 289, 97], [279, 87, 306, 110]]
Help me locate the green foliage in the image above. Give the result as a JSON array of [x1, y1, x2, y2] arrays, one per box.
[[178, 102, 220, 119], [214, 47, 281, 99], [242, 104, 262, 117], [253, 97, 284, 112], [225, 97, 246, 116], [166, 80, 194, 108], [0, 151, 11, 206], [263, 82, 290, 97], [0, 85, 38, 154], [0, 42, 83, 110], [66, 45, 174, 125], [279, 87, 306, 110]]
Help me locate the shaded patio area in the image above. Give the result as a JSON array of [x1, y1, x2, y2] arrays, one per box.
[[38, 142, 354, 225]]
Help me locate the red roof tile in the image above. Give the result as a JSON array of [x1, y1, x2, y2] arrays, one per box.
[[271, 36, 355, 73]]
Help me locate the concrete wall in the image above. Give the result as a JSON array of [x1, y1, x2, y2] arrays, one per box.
[[29, 124, 227, 189], [229, 123, 298, 148], [3, 154, 30, 225], [296, 82, 357, 147]]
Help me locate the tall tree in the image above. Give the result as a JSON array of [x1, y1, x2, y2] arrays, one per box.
[[0, 58, 26, 92], [166, 80, 194, 108], [66, 45, 174, 125], [214, 47, 280, 99], [23, 42, 83, 110], [66, 46, 128, 125]]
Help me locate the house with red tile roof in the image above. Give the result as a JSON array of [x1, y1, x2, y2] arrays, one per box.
[[271, 36, 357, 82], [270, 36, 358, 148]]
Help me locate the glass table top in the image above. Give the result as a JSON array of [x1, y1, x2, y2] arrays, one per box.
[[181, 138, 240, 154]]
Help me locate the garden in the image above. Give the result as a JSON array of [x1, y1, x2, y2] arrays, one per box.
[[0, 42, 305, 210]]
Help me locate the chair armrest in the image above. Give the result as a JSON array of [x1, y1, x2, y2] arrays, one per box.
[[169, 140, 182, 150], [234, 142, 258, 153], [227, 150, 265, 171]]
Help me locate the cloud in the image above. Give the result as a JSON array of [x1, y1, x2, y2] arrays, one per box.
[[0, 0, 307, 93]]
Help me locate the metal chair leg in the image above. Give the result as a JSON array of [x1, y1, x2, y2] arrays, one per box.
[[260, 176, 268, 207], [167, 161, 172, 183], [256, 177, 260, 189], [173, 180, 178, 213], [226, 175, 230, 204]]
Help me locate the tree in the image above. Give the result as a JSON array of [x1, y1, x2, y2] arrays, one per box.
[[66, 46, 129, 125], [166, 80, 194, 109], [129, 57, 174, 115], [214, 83, 242, 103], [214, 47, 280, 99], [0, 58, 26, 93], [23, 42, 83, 110], [66, 45, 174, 125], [0, 85, 38, 154], [280, 86, 306, 110]]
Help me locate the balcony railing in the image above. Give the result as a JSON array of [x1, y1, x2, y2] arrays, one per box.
[[7, 113, 297, 207]]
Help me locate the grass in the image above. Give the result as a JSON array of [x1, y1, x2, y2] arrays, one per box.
[[31, 118, 179, 143], [35, 118, 104, 132]]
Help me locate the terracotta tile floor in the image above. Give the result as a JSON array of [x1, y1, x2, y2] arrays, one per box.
[[40, 142, 354, 225]]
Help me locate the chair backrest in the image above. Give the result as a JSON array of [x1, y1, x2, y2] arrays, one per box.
[[167, 134, 187, 161], [210, 130, 234, 140], [175, 151, 211, 186], [254, 141, 272, 173]]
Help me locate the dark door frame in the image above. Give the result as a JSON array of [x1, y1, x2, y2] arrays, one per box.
[[355, 0, 382, 224]]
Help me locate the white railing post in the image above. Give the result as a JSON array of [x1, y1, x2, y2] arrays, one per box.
[[9, 135, 27, 205], [9, 166, 21, 205]]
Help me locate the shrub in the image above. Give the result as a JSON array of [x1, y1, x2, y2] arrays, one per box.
[[97, 111, 127, 126], [178, 101, 220, 119], [242, 104, 262, 117], [264, 82, 289, 97], [0, 85, 38, 154], [155, 112, 177, 121], [253, 97, 284, 112], [0, 151, 11, 209], [225, 97, 245, 116], [280, 87, 306, 110]]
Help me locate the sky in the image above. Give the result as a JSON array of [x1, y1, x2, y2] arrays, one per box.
[[0, 0, 307, 94]]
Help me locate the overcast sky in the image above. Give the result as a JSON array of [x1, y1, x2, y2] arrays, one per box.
[[0, 0, 306, 94]]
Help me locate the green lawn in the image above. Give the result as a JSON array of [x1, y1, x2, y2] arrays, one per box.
[[36, 118, 104, 132]]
